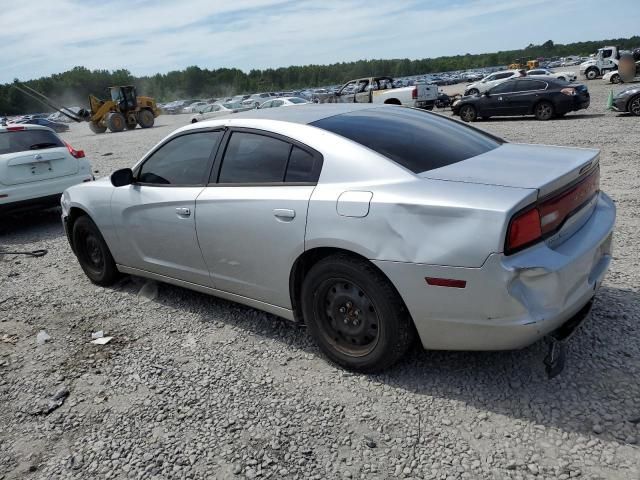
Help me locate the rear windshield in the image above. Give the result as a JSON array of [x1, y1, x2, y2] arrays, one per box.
[[312, 108, 502, 173], [0, 129, 64, 155]]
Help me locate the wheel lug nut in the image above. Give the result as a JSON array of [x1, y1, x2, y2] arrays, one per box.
[[339, 307, 346, 313], [346, 301, 352, 308], [343, 318, 349, 324]]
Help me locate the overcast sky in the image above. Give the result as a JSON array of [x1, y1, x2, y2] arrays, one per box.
[[1, 0, 639, 84]]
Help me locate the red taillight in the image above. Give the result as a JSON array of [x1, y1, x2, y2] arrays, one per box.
[[412, 87, 417, 99], [64, 141, 85, 159], [507, 208, 542, 253], [539, 167, 599, 235], [6, 126, 25, 131], [506, 166, 600, 255]]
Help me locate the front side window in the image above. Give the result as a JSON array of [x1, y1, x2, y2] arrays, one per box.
[[138, 131, 222, 185]]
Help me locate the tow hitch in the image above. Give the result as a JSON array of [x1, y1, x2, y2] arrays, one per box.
[[543, 299, 593, 379]]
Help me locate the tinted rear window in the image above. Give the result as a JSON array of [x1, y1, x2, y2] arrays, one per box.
[[0, 129, 63, 155], [311, 108, 502, 173]]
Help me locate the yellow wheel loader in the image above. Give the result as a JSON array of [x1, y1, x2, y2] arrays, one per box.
[[85, 86, 160, 133], [11, 82, 161, 134]]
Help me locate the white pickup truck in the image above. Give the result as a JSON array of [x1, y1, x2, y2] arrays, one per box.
[[314, 76, 438, 110]]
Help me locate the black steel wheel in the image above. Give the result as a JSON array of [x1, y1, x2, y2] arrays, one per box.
[[459, 104, 477, 122], [72, 216, 119, 286], [534, 101, 554, 121], [629, 95, 640, 116], [301, 254, 415, 372], [316, 278, 380, 357]]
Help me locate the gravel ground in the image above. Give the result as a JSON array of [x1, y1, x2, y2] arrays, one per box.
[[1, 79, 639, 480]]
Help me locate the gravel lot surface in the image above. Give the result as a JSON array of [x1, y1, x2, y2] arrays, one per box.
[[1, 80, 639, 480]]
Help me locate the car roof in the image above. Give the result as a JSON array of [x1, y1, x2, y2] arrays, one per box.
[[211, 103, 385, 126]]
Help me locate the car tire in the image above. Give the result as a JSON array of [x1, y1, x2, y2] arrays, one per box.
[[72, 216, 120, 286], [106, 112, 126, 132], [300, 254, 415, 372], [137, 109, 155, 128], [89, 121, 107, 134], [629, 95, 640, 116], [611, 74, 621, 84], [585, 68, 599, 80], [459, 105, 477, 122], [534, 101, 554, 121], [466, 88, 479, 96], [191, 119, 198, 123]]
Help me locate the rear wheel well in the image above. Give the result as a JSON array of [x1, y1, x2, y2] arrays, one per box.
[[289, 247, 410, 324], [384, 98, 401, 105]]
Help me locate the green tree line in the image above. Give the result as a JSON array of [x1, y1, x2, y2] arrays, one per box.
[[2, 36, 638, 115]]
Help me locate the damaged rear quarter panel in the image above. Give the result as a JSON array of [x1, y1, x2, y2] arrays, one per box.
[[306, 177, 537, 268]]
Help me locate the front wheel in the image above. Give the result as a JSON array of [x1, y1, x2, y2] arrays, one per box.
[[466, 88, 479, 96], [72, 216, 119, 286], [107, 112, 126, 132], [585, 68, 599, 80], [301, 255, 415, 372], [611, 74, 621, 84], [534, 101, 554, 121], [89, 121, 107, 134], [459, 104, 477, 122]]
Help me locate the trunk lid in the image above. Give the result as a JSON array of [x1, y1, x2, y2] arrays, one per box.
[[0, 147, 78, 186], [419, 143, 599, 197]]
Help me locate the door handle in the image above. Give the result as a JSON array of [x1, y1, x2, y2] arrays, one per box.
[[273, 208, 295, 220], [176, 207, 191, 217]]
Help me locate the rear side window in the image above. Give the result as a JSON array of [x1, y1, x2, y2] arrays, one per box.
[[512, 80, 546, 92], [218, 132, 291, 183], [285, 146, 316, 182], [216, 132, 320, 184], [0, 129, 63, 155], [138, 131, 222, 185], [312, 108, 502, 174]]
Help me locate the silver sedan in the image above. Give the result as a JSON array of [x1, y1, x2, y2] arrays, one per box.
[[61, 104, 615, 374]]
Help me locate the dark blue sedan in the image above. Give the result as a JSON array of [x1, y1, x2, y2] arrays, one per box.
[[23, 118, 70, 133]]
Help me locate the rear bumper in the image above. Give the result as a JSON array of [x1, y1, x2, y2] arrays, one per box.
[[0, 173, 93, 213], [373, 192, 615, 351], [0, 193, 62, 214], [415, 100, 436, 109]]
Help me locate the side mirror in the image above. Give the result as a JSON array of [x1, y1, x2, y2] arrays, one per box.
[[111, 168, 134, 187]]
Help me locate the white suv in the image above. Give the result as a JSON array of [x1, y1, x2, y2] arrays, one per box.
[[0, 124, 92, 214], [464, 70, 521, 96]]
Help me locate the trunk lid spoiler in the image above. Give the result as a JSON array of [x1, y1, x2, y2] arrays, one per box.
[[419, 143, 599, 198]]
